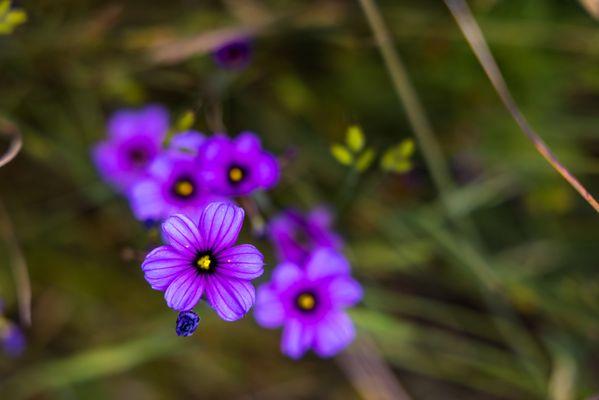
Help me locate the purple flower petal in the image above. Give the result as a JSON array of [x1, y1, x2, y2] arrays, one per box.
[[306, 248, 350, 280], [313, 311, 355, 358], [281, 318, 314, 359], [92, 142, 133, 191], [328, 276, 363, 308], [164, 271, 204, 311], [271, 262, 303, 290], [199, 135, 230, 164], [92, 142, 117, 175], [215, 244, 264, 280], [206, 276, 255, 321], [308, 206, 333, 228], [130, 179, 164, 222], [255, 153, 279, 188], [142, 246, 192, 290], [162, 214, 202, 255], [148, 153, 176, 181], [199, 202, 244, 253], [170, 131, 205, 154], [107, 110, 137, 138], [135, 105, 169, 138], [108, 105, 168, 139], [235, 131, 261, 155], [254, 284, 285, 328]]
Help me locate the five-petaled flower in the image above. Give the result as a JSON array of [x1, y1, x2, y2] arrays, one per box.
[[254, 248, 362, 359], [198, 132, 279, 197], [129, 131, 225, 223], [268, 207, 343, 266], [93, 105, 169, 192], [142, 202, 264, 321]]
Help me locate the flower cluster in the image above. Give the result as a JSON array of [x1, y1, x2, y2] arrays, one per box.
[[93, 106, 277, 335], [255, 248, 361, 359], [255, 208, 362, 359], [93, 106, 363, 360], [93, 106, 279, 224]]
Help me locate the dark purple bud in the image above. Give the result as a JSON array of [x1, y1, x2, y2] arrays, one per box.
[[176, 311, 200, 337], [213, 38, 252, 70]]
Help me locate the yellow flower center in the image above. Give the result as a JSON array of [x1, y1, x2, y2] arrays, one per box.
[[296, 293, 316, 311], [196, 255, 212, 271], [175, 180, 194, 197], [228, 167, 244, 183]]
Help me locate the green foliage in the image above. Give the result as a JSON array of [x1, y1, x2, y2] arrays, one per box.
[[331, 125, 377, 172], [175, 110, 196, 132], [330, 143, 353, 166], [0, 0, 26, 35], [346, 125, 365, 152], [380, 138, 415, 173], [0, 0, 598, 399]]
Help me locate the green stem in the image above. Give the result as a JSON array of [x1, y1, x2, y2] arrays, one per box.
[[356, 0, 454, 206]]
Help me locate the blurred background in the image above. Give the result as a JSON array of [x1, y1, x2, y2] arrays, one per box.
[[1, 0, 599, 398]]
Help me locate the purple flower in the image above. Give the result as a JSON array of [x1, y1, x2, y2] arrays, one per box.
[[93, 105, 169, 192], [2, 324, 25, 357], [129, 131, 226, 223], [142, 202, 264, 321], [268, 207, 343, 266], [254, 248, 362, 359], [198, 132, 279, 197], [213, 38, 252, 69], [176, 311, 200, 337]]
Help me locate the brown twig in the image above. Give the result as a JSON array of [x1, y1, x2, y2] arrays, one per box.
[[444, 0, 599, 213], [579, 0, 599, 19], [0, 118, 22, 169], [337, 334, 412, 400], [150, 26, 256, 65]]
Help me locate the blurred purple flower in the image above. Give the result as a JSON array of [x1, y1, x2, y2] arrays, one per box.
[[2, 324, 25, 357], [129, 131, 225, 223], [268, 207, 343, 266], [213, 38, 252, 69], [198, 132, 279, 197], [176, 311, 200, 337], [142, 202, 264, 321], [93, 105, 169, 192], [254, 248, 362, 359]]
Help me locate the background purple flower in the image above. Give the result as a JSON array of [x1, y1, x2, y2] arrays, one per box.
[[92, 105, 168, 192], [254, 248, 362, 359], [142, 203, 264, 321], [213, 38, 252, 69], [2, 324, 25, 357], [268, 207, 343, 266], [129, 132, 225, 223], [198, 132, 279, 197]]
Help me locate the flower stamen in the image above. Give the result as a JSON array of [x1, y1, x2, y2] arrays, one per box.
[[228, 167, 244, 183], [196, 255, 212, 270], [296, 292, 316, 312], [173, 179, 194, 198]]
